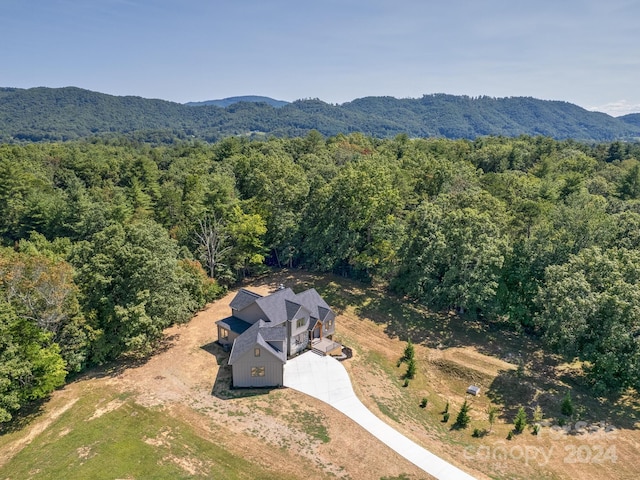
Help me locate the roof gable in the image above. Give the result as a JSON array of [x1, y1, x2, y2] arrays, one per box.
[[294, 288, 333, 320], [230, 289, 262, 311], [254, 287, 297, 324], [228, 319, 286, 365]]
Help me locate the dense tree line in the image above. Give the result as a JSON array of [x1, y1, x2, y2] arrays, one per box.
[[2, 87, 640, 143], [2, 133, 640, 421]]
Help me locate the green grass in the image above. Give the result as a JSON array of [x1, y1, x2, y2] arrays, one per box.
[[0, 390, 294, 480], [285, 407, 330, 444]]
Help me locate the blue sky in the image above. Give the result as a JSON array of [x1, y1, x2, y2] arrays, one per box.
[[2, 0, 639, 115]]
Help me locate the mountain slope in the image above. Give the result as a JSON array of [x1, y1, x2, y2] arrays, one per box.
[[1, 87, 638, 142], [620, 113, 640, 128], [185, 95, 289, 108]]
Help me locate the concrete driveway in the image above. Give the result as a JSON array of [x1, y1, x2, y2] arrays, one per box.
[[283, 351, 477, 480]]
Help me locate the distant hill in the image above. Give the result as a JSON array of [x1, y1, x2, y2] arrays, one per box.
[[185, 95, 289, 108], [1, 86, 639, 143], [620, 113, 640, 128]]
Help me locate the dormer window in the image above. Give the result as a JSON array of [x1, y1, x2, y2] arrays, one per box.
[[296, 318, 305, 329], [254, 347, 260, 357]]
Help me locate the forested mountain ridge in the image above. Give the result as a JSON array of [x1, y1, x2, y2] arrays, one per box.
[[620, 113, 640, 128], [185, 95, 289, 108], [1, 86, 639, 142]]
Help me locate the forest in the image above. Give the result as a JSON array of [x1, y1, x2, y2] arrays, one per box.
[[2, 132, 640, 423]]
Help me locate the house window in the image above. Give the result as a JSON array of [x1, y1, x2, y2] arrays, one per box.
[[296, 318, 305, 329], [220, 327, 229, 340], [251, 366, 265, 377], [254, 347, 260, 357]]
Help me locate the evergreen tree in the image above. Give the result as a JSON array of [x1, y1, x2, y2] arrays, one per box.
[[455, 400, 471, 428], [561, 391, 574, 417], [405, 357, 417, 379], [514, 406, 528, 433]]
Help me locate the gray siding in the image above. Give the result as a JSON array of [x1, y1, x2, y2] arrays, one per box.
[[233, 303, 265, 325], [232, 348, 284, 387]]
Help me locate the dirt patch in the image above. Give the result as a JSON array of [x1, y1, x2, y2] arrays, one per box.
[[87, 398, 125, 421], [162, 454, 210, 476]]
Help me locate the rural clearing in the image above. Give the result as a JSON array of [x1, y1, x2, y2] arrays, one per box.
[[1, 270, 637, 479]]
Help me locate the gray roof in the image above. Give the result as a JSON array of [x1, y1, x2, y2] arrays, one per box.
[[253, 287, 297, 325], [229, 287, 333, 324], [227, 286, 335, 363], [229, 289, 262, 311], [294, 288, 333, 321], [216, 316, 252, 335], [285, 299, 303, 320], [228, 319, 287, 365]]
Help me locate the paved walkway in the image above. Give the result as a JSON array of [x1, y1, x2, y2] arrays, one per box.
[[283, 352, 477, 480]]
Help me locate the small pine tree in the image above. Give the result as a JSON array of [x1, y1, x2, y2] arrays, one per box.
[[420, 397, 428, 408], [514, 406, 528, 433], [561, 391, 574, 417], [405, 357, 417, 379], [455, 400, 471, 429], [532, 405, 543, 423], [444, 400, 450, 414], [487, 406, 499, 433], [403, 339, 415, 362]]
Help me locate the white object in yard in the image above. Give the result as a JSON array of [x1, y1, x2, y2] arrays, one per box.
[[467, 385, 481, 396]]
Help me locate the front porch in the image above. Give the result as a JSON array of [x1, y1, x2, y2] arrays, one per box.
[[311, 337, 343, 357]]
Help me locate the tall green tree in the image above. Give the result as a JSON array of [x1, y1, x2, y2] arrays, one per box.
[[535, 246, 640, 392], [393, 196, 510, 315], [0, 300, 66, 423], [72, 220, 197, 362]]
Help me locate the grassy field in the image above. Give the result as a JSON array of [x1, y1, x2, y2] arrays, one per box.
[[1, 269, 638, 479], [0, 386, 296, 480]]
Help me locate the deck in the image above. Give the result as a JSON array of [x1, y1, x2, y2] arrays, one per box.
[[311, 337, 342, 356]]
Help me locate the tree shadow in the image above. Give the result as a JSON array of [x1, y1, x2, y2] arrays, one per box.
[[0, 397, 48, 435], [486, 366, 640, 431], [200, 340, 278, 400], [71, 333, 183, 382]]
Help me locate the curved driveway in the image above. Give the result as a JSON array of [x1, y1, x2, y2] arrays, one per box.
[[283, 352, 477, 480]]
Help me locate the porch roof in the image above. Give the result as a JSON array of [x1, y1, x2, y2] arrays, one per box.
[[216, 316, 252, 335]]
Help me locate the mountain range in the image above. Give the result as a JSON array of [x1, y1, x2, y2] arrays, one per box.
[[1, 86, 639, 143]]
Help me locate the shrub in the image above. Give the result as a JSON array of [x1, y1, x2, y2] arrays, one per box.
[[443, 412, 450, 423], [420, 397, 428, 408], [472, 428, 487, 438]]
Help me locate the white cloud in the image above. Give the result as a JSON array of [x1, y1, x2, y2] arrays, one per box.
[[588, 100, 640, 117]]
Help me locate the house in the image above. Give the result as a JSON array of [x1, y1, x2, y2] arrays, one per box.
[[216, 286, 341, 387]]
